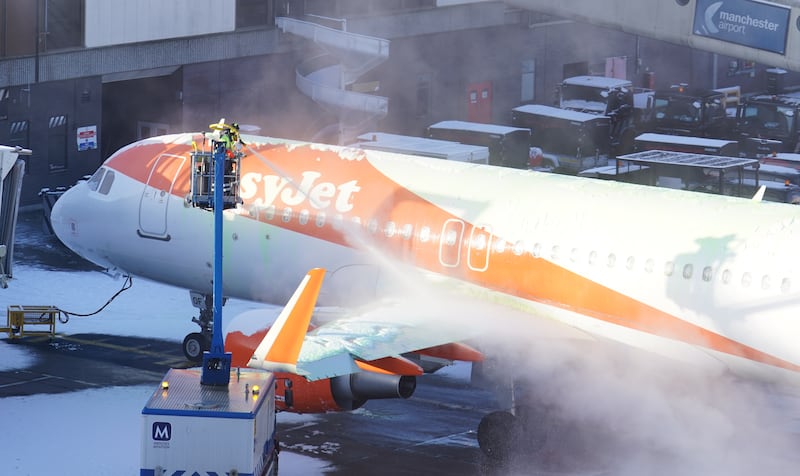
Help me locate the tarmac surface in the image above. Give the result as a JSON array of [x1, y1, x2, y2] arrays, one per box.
[[0, 209, 541, 476]]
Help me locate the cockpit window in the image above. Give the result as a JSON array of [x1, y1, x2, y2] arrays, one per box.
[[98, 170, 115, 195], [86, 168, 105, 192]]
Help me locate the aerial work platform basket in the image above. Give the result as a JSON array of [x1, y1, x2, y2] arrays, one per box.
[[1, 305, 59, 339]]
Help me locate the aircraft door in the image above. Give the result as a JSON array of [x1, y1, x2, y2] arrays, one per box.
[[467, 225, 492, 272], [138, 153, 186, 240], [439, 219, 464, 268]]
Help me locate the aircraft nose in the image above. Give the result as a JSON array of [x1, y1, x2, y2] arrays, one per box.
[[50, 186, 81, 252]]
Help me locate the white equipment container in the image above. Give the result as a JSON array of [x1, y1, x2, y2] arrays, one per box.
[[140, 368, 277, 476]]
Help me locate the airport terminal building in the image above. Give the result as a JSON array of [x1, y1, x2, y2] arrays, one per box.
[[0, 0, 794, 206]]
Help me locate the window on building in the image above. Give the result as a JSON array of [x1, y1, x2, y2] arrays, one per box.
[[0, 88, 9, 120], [521, 60, 535, 103], [305, 0, 435, 18], [138, 121, 168, 140], [416, 74, 431, 118], [236, 0, 273, 29], [2, 0, 36, 57], [45, 0, 84, 51], [9, 119, 29, 149]]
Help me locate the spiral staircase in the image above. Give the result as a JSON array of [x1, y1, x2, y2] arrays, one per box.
[[276, 17, 390, 144]]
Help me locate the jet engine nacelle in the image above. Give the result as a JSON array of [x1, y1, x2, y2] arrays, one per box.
[[275, 372, 416, 413], [225, 323, 416, 413]]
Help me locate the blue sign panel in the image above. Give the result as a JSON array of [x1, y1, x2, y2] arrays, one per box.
[[152, 421, 172, 441], [693, 0, 790, 55]]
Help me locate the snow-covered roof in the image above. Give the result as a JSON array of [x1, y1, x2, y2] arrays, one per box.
[[428, 120, 529, 135], [635, 133, 738, 148], [512, 104, 604, 122], [561, 75, 632, 89]]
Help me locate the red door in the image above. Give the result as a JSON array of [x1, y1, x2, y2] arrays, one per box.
[[467, 81, 492, 123]]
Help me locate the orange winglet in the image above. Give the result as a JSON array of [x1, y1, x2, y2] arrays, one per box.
[[415, 342, 484, 362], [356, 356, 424, 376], [248, 268, 326, 373]]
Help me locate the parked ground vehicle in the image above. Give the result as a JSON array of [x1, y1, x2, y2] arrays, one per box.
[[647, 85, 735, 139], [557, 75, 653, 155], [726, 162, 800, 203], [352, 132, 489, 164], [735, 91, 800, 155], [426, 120, 530, 169], [511, 104, 610, 174], [615, 149, 759, 197]]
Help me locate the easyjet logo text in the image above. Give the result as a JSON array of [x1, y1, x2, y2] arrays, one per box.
[[239, 171, 361, 213]]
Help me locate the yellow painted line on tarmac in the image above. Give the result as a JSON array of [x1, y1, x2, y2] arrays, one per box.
[[58, 335, 185, 362]]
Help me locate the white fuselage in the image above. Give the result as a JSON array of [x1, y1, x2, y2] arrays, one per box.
[[50, 133, 800, 384]]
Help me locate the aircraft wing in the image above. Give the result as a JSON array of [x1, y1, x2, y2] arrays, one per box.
[[295, 301, 481, 380], [245, 268, 592, 381]]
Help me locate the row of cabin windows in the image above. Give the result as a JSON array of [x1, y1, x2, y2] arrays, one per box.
[[259, 204, 792, 293]]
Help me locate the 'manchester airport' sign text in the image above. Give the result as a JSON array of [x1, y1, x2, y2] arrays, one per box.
[[694, 0, 790, 55]]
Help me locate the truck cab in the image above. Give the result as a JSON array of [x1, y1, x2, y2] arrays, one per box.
[[649, 86, 732, 138], [558, 76, 633, 114], [736, 92, 800, 155], [557, 75, 653, 155]]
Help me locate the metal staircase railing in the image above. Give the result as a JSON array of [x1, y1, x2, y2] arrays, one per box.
[[276, 17, 390, 133]]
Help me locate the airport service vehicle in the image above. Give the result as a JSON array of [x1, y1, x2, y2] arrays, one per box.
[[50, 130, 800, 459], [511, 104, 610, 173], [352, 132, 489, 164], [426, 120, 530, 169], [736, 90, 800, 155], [557, 75, 653, 154], [648, 85, 734, 139]]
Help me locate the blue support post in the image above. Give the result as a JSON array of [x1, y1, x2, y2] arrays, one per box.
[[201, 142, 232, 386]]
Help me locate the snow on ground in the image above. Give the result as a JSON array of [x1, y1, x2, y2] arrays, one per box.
[[0, 264, 329, 476]]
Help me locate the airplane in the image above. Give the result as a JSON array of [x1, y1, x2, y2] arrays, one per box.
[[49, 127, 800, 459]]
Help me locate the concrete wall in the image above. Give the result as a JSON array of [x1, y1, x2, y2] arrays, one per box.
[[85, 0, 236, 48], [0, 78, 103, 206]]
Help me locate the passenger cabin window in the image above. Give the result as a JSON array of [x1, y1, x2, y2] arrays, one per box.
[[664, 261, 674, 276], [401, 224, 413, 240], [265, 205, 276, 221], [299, 210, 310, 225], [419, 226, 431, 243], [385, 222, 396, 238]]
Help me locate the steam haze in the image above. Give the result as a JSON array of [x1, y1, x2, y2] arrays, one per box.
[[476, 320, 800, 476]]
